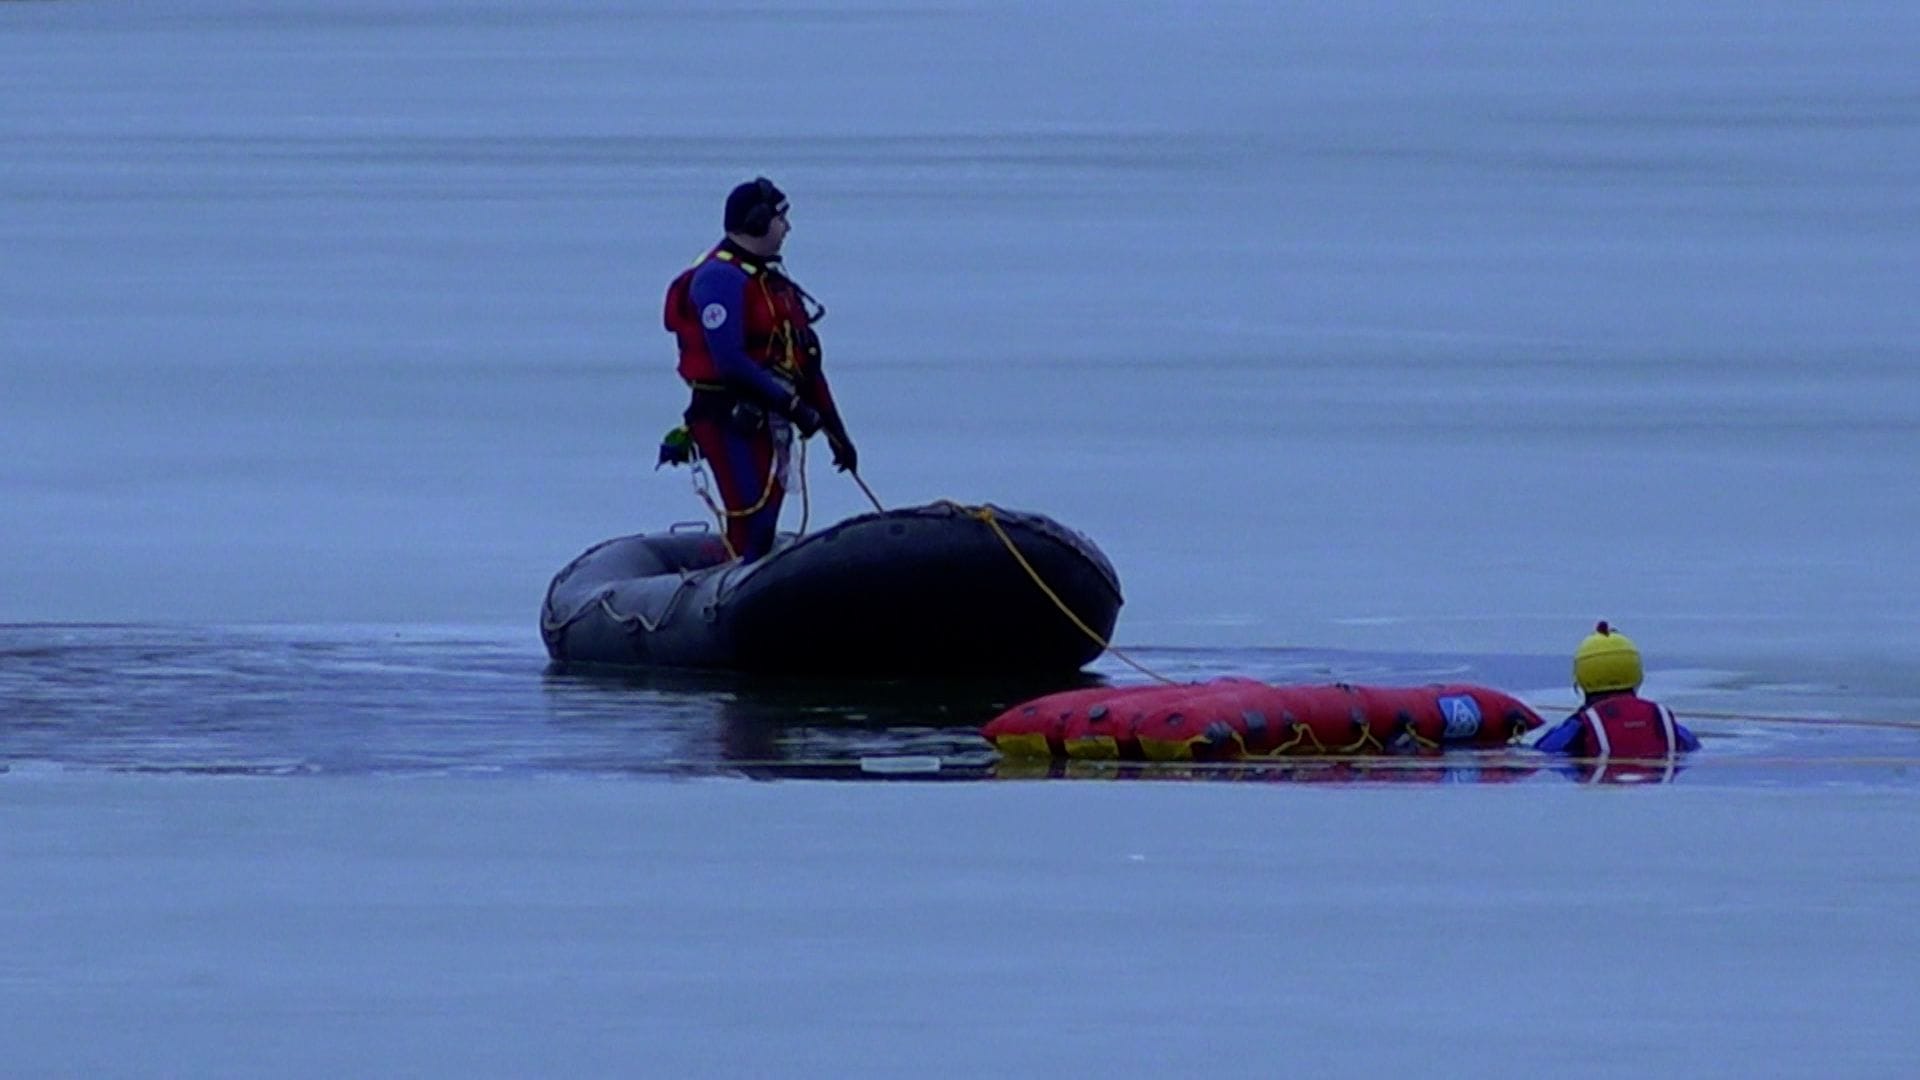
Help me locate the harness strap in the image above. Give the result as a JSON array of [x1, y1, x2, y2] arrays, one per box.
[[1656, 705, 1680, 780], [712, 248, 761, 275], [1656, 704, 1679, 753], [1583, 707, 1612, 758]]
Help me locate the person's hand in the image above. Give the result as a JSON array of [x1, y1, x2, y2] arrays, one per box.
[[827, 429, 859, 473], [787, 398, 823, 438]]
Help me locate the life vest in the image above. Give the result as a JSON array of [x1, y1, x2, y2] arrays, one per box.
[[664, 244, 822, 388], [1573, 694, 1682, 759]]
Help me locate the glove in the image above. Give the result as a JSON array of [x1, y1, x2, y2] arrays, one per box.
[[827, 429, 858, 473], [728, 399, 768, 432], [655, 425, 694, 469], [787, 398, 824, 438]]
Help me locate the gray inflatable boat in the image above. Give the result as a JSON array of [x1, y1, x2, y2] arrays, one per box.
[[540, 502, 1123, 676]]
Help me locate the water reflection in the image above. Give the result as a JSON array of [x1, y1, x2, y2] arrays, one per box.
[[2, 626, 1894, 787], [538, 660, 1095, 776], [1554, 758, 1691, 786], [991, 755, 1687, 786]]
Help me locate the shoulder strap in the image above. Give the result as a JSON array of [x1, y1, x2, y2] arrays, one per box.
[[712, 248, 760, 276], [1582, 707, 1612, 758], [663, 265, 697, 331]]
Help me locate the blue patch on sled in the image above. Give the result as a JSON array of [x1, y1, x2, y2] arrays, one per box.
[[1437, 694, 1483, 741]]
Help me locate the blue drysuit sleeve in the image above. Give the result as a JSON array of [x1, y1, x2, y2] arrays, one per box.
[[1532, 715, 1585, 755], [687, 261, 794, 408], [1673, 723, 1702, 752]]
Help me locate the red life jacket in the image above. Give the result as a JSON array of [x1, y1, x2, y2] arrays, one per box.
[[663, 245, 821, 387], [1575, 694, 1682, 758]]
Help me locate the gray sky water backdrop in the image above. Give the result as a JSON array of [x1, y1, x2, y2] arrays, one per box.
[[4, 0, 1917, 670], [7, 7, 1920, 1076]]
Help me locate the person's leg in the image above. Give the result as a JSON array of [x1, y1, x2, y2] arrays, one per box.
[[728, 422, 785, 559], [688, 417, 780, 560]]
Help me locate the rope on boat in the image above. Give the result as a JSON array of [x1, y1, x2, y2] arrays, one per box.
[[930, 499, 1178, 686], [690, 466, 1920, 735], [842, 477, 1159, 682], [689, 430, 811, 560]]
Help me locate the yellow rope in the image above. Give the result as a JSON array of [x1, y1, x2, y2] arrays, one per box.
[[1332, 726, 1385, 755], [1684, 708, 1920, 732], [936, 500, 1178, 686], [795, 434, 810, 537], [679, 271, 814, 554], [1522, 700, 1920, 733], [686, 426, 792, 560], [1271, 722, 1321, 755], [1399, 723, 1441, 752], [696, 477, 1920, 742], [687, 465, 736, 560], [690, 442, 1917, 739]]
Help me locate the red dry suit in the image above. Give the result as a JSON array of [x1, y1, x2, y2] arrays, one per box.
[[663, 240, 843, 560]]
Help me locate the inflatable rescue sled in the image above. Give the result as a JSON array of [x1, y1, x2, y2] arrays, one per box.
[[542, 502, 1122, 676], [985, 678, 1544, 761]]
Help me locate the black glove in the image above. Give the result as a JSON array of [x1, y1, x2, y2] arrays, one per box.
[[786, 397, 823, 438], [827, 428, 858, 473]]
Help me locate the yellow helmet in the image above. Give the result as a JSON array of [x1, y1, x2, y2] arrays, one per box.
[[1573, 621, 1642, 694]]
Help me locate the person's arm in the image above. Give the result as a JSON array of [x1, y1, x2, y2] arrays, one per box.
[[1673, 722, 1702, 752], [1530, 715, 1586, 755], [800, 365, 840, 426], [688, 264, 805, 412], [791, 329, 856, 468], [1656, 703, 1702, 752]]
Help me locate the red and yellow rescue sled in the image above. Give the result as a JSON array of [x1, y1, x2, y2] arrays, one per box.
[[985, 678, 1543, 761]]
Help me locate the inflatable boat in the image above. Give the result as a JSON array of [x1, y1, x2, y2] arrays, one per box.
[[541, 502, 1123, 676], [985, 678, 1544, 761]]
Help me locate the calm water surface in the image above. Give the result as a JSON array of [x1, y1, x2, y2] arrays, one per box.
[[4, 4, 1917, 790], [5, 623, 1916, 789]]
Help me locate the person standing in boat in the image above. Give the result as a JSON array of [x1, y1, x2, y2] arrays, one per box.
[[662, 177, 857, 561], [1526, 621, 1700, 778]]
